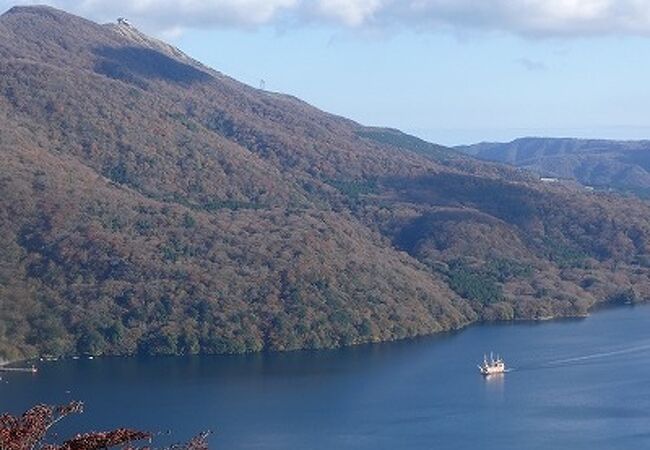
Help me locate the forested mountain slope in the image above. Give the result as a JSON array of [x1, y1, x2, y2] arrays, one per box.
[[0, 6, 649, 360], [458, 137, 650, 198]]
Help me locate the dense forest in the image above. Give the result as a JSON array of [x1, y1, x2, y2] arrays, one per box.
[[458, 137, 650, 199], [0, 6, 649, 361]]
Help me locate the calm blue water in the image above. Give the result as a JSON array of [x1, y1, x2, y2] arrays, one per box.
[[3, 305, 650, 449]]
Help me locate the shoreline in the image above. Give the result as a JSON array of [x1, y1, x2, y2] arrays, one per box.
[[12, 300, 646, 364]]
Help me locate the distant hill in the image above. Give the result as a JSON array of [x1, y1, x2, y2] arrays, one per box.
[[0, 6, 649, 360], [457, 138, 650, 198]]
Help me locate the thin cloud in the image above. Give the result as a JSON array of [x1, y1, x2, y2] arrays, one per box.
[[515, 57, 547, 71], [2, 0, 650, 37]]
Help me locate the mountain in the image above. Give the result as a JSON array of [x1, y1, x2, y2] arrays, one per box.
[[457, 137, 650, 198], [0, 6, 649, 360]]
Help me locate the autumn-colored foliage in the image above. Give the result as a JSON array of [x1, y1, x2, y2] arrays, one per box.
[[0, 5, 648, 361], [0, 402, 209, 450], [1, 402, 83, 450], [0, 402, 151, 450], [458, 137, 650, 199]]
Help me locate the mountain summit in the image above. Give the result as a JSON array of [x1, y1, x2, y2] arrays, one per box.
[[0, 6, 648, 359]]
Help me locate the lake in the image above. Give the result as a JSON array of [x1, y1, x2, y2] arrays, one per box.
[[2, 305, 650, 449]]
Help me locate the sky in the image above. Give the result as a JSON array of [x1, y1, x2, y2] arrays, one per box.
[[4, 0, 650, 145]]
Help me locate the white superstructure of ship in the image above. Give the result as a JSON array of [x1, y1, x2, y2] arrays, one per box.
[[478, 352, 506, 375]]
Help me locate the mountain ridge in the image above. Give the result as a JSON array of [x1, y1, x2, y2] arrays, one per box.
[[457, 137, 650, 198], [0, 6, 648, 360]]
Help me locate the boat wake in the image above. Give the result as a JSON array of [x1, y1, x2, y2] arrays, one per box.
[[509, 341, 650, 372]]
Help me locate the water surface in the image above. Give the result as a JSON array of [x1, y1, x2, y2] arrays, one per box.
[[2, 305, 650, 449]]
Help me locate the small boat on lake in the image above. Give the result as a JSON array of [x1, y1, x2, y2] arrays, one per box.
[[478, 353, 506, 376]]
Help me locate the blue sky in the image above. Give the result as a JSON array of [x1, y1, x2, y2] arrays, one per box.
[[4, 0, 650, 145], [174, 27, 650, 145]]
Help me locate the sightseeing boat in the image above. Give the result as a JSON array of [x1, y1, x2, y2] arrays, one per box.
[[478, 353, 506, 375]]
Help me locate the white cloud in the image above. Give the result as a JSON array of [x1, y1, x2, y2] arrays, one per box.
[[388, 0, 650, 36], [92, 0, 299, 26], [2, 0, 650, 37], [8, 0, 299, 28], [316, 0, 384, 26]]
